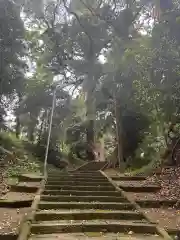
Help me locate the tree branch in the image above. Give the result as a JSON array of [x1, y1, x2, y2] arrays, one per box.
[[62, 0, 94, 56], [51, 1, 60, 28], [79, 0, 96, 16]]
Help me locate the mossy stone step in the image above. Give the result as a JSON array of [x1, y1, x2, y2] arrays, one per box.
[[18, 175, 42, 182], [112, 176, 146, 181], [47, 174, 105, 178], [31, 221, 157, 235], [120, 185, 161, 193], [48, 172, 103, 177], [10, 184, 38, 193], [70, 171, 103, 173], [0, 235, 17, 240], [46, 181, 111, 186], [35, 210, 144, 221], [29, 233, 164, 240], [47, 175, 104, 179], [40, 195, 127, 203], [45, 185, 114, 191], [38, 201, 135, 211], [43, 190, 122, 197], [167, 229, 180, 238], [136, 199, 177, 208], [0, 199, 32, 208], [47, 177, 106, 182]]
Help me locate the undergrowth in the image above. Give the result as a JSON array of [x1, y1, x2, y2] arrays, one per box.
[[126, 121, 167, 176], [0, 132, 59, 177]]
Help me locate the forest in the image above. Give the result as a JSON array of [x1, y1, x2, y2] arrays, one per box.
[[0, 0, 180, 175]]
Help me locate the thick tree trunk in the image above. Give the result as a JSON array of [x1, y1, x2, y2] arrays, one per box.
[[114, 96, 124, 169], [87, 119, 95, 144], [85, 69, 95, 145], [86, 92, 95, 160], [85, 70, 96, 161]]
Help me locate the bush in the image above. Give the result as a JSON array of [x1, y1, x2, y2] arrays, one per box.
[[127, 121, 167, 175], [0, 132, 23, 151], [0, 132, 42, 176]]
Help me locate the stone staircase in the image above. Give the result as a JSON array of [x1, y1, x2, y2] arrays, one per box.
[[71, 161, 107, 172], [20, 170, 172, 240]]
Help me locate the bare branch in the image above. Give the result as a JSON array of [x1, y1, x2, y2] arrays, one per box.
[[51, 1, 60, 28], [79, 0, 96, 16], [62, 0, 94, 56], [97, 0, 103, 8], [112, 0, 117, 12]]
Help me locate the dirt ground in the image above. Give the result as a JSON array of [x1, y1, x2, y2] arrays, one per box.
[[105, 167, 180, 233], [0, 208, 30, 234], [142, 208, 180, 230], [126, 192, 166, 201], [144, 167, 180, 201], [0, 176, 39, 235]]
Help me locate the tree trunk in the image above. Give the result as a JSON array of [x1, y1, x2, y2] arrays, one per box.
[[38, 114, 46, 144], [16, 93, 22, 139], [85, 72, 95, 145], [28, 124, 35, 143], [15, 116, 21, 139], [87, 120, 95, 143], [28, 113, 38, 143], [114, 96, 124, 169], [85, 71, 96, 161]]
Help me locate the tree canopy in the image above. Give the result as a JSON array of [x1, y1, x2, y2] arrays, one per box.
[[1, 0, 180, 170]]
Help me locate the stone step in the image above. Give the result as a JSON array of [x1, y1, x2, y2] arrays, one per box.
[[38, 202, 135, 211], [0, 199, 32, 208], [76, 162, 107, 171], [48, 175, 103, 178], [136, 199, 177, 208], [45, 185, 114, 191], [35, 210, 144, 221], [47, 177, 106, 182], [31, 221, 157, 235], [47, 175, 104, 180], [29, 233, 164, 240], [46, 181, 111, 186], [10, 184, 38, 193], [48, 173, 103, 176], [71, 171, 103, 174], [120, 185, 161, 193], [112, 176, 146, 181], [48, 172, 103, 177], [18, 175, 42, 182], [40, 195, 127, 203], [43, 190, 122, 197], [0, 234, 17, 240]]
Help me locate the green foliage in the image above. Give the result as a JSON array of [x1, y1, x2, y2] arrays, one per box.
[[7, 155, 42, 177], [0, 0, 26, 96], [0, 132, 43, 177], [0, 132, 23, 151], [2, 0, 180, 172]]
